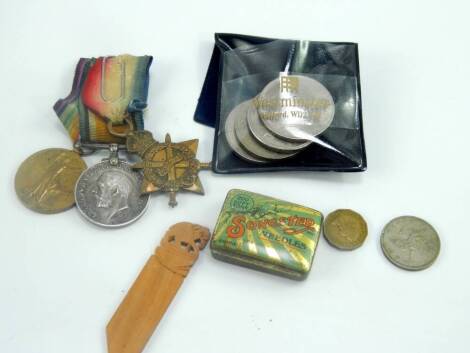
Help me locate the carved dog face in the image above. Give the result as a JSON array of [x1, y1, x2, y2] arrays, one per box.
[[162, 222, 210, 257]]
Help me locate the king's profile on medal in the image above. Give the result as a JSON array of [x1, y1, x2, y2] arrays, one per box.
[[95, 171, 133, 223]]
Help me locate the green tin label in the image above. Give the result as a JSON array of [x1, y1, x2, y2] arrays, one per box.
[[211, 189, 323, 274]]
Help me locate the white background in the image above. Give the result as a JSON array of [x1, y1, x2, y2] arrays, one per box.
[[0, 1, 469, 352]]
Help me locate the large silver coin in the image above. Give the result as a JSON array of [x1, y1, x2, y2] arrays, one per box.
[[75, 160, 149, 228], [225, 101, 268, 164], [256, 75, 335, 141], [381, 216, 440, 271], [246, 102, 312, 152], [234, 101, 297, 160]]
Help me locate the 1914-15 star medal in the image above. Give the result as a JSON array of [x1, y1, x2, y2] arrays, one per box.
[[126, 130, 211, 207]]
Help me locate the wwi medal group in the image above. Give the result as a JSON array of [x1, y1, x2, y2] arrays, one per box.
[[15, 55, 209, 228]]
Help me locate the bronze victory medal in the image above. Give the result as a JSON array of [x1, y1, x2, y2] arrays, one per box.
[[15, 148, 87, 213], [323, 209, 368, 250]]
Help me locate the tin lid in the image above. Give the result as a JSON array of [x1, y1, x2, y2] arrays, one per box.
[[211, 189, 323, 276]]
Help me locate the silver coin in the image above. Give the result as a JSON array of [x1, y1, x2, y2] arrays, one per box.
[[380, 216, 440, 271], [256, 75, 335, 141], [246, 101, 312, 152], [75, 160, 149, 228], [224, 101, 268, 164], [234, 101, 297, 160]]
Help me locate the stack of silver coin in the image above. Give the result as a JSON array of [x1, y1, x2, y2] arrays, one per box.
[[224, 75, 335, 163]]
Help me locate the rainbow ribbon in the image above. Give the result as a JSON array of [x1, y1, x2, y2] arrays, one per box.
[[54, 54, 153, 143]]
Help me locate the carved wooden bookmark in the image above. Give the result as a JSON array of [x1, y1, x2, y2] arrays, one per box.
[[106, 222, 210, 353]]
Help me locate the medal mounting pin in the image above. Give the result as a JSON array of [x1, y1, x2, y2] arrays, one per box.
[[106, 143, 121, 166]]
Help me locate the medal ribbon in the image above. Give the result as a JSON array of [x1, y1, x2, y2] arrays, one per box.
[[54, 54, 153, 144]]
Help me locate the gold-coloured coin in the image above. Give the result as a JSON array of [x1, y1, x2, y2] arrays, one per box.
[[323, 209, 368, 250], [15, 148, 87, 214]]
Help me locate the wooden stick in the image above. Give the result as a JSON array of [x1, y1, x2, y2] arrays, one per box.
[[106, 222, 210, 353]]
